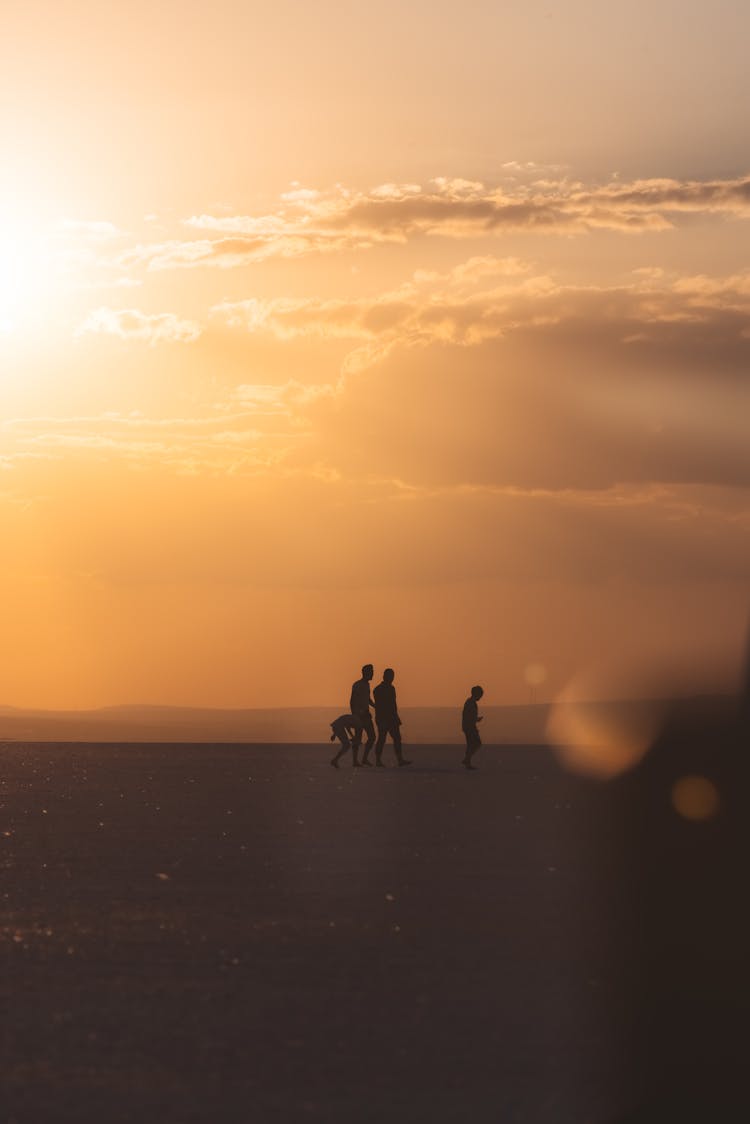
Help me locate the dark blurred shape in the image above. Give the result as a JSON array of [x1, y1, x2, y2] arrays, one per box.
[[601, 638, 750, 1120]]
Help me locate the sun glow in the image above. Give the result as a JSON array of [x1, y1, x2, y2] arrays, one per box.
[[0, 206, 66, 334], [1, 225, 44, 331]]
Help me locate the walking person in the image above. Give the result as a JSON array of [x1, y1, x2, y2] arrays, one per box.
[[350, 663, 376, 767], [329, 713, 357, 769], [461, 685, 484, 770], [373, 668, 411, 767]]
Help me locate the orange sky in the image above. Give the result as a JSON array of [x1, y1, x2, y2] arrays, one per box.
[[1, 0, 748, 709]]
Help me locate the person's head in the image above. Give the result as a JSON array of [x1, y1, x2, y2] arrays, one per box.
[[383, 668, 395, 684], [471, 685, 484, 701], [362, 663, 374, 680]]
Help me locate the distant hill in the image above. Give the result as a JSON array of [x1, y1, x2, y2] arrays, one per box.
[[0, 703, 551, 744], [0, 696, 736, 745]]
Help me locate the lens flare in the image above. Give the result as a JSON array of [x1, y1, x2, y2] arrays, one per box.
[[546, 672, 664, 779], [671, 775, 720, 821]]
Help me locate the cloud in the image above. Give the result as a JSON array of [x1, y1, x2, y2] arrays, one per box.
[[120, 174, 750, 270], [120, 232, 386, 271], [77, 307, 202, 345], [66, 258, 750, 495], [211, 263, 750, 367], [0, 405, 305, 476], [29, 262, 750, 502], [54, 219, 123, 241], [231, 262, 748, 494], [15, 240, 750, 589]]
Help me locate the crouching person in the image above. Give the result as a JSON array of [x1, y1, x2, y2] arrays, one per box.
[[330, 713, 357, 769]]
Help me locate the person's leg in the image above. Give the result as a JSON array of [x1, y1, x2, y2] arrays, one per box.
[[331, 733, 350, 767], [351, 721, 363, 767], [361, 714, 376, 764], [374, 722, 386, 764], [464, 733, 481, 769], [392, 723, 411, 766]]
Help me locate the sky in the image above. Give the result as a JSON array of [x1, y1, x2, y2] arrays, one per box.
[[1, 0, 748, 710]]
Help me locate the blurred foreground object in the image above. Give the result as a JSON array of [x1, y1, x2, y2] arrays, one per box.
[[623, 690, 748, 1119], [550, 641, 750, 1120]]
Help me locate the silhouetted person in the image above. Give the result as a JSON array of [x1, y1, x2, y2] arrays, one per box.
[[329, 713, 357, 769], [373, 668, 411, 767], [350, 663, 376, 767], [461, 685, 484, 769]]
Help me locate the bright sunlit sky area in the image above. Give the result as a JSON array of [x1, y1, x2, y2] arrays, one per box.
[[1, 0, 748, 708]]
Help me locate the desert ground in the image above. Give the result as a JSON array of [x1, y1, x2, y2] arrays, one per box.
[[1, 738, 745, 1122]]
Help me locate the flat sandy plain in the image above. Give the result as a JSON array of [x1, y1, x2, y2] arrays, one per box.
[[1, 739, 743, 1123]]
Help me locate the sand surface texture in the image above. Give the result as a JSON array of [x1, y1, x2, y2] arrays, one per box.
[[2, 740, 743, 1122]]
